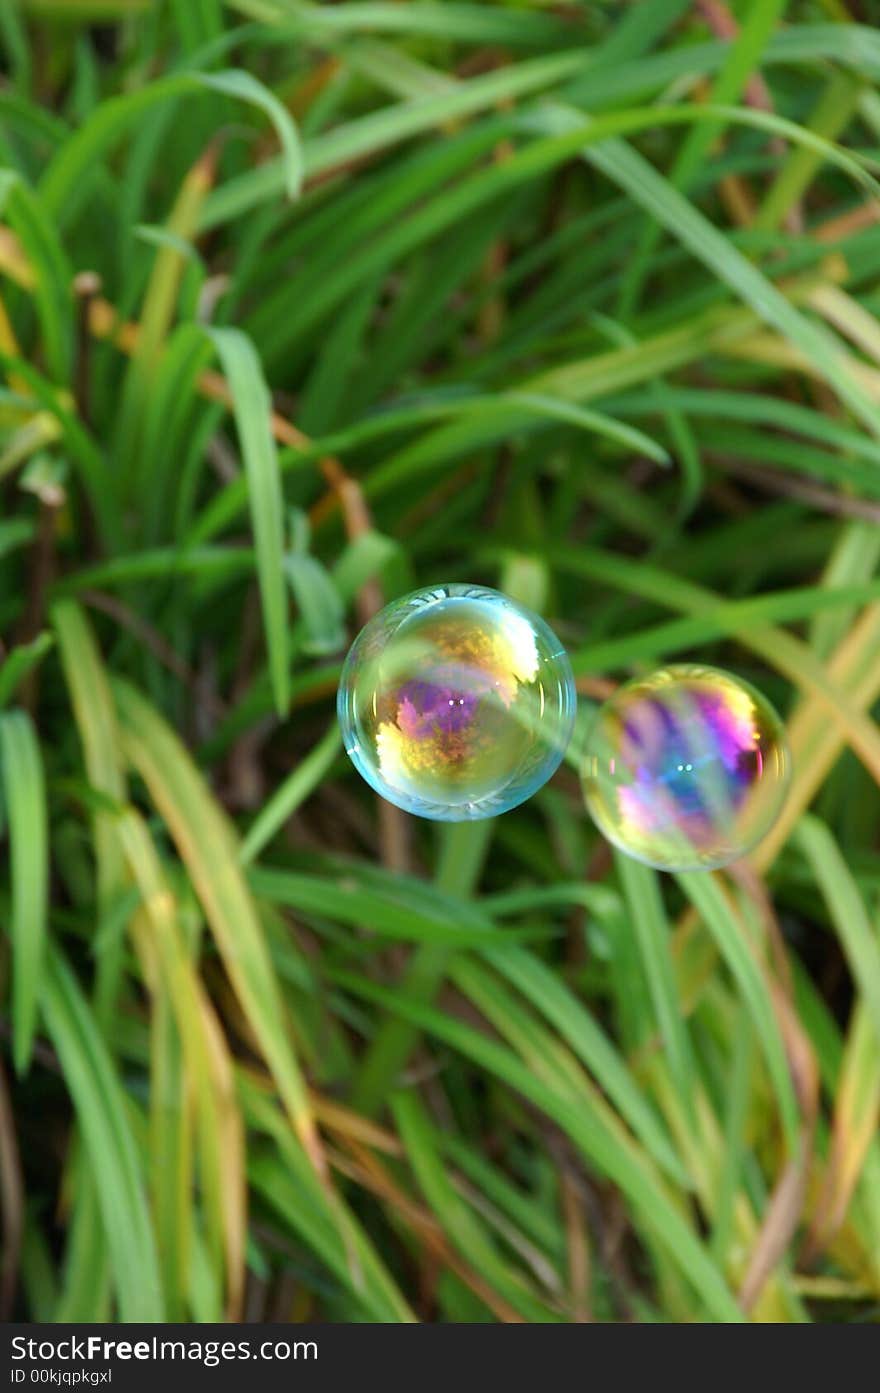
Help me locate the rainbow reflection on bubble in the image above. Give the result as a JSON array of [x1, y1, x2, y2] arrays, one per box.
[[338, 585, 575, 820], [581, 665, 790, 871]]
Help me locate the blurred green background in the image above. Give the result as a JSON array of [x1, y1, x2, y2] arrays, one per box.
[[1, 0, 880, 1324]]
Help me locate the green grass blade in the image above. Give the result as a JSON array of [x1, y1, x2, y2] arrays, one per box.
[[52, 600, 127, 1021], [797, 816, 880, 1044], [0, 633, 53, 708], [240, 723, 341, 864], [149, 992, 192, 1320], [0, 709, 48, 1074], [231, 1, 573, 46], [198, 69, 302, 196], [42, 947, 164, 1321], [616, 854, 697, 1122], [41, 68, 301, 225], [0, 170, 73, 381], [202, 327, 289, 716], [756, 70, 863, 233]]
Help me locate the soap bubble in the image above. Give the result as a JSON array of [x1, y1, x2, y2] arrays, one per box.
[[337, 584, 576, 820], [581, 664, 790, 871]]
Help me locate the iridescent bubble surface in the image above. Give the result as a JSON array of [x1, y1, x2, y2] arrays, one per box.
[[581, 665, 790, 871], [337, 585, 576, 820]]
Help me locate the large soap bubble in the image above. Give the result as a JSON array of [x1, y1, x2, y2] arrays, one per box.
[[338, 584, 576, 820]]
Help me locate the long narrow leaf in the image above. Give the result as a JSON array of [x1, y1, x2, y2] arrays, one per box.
[[0, 709, 48, 1074]]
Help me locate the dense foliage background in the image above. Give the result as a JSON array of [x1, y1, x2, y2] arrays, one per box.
[[2, 0, 880, 1324]]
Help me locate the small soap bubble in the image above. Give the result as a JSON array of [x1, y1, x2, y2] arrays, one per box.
[[337, 584, 576, 820], [581, 664, 790, 871]]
